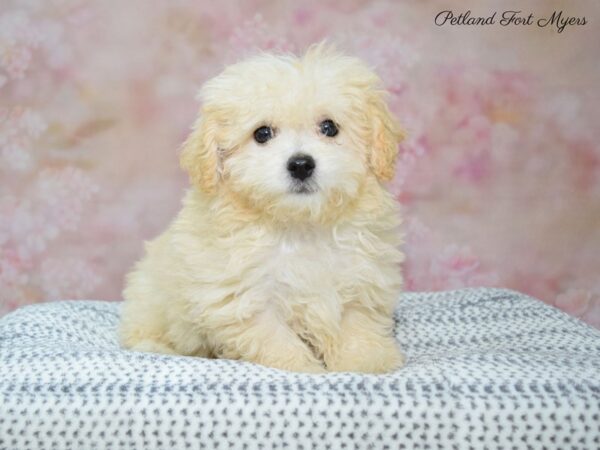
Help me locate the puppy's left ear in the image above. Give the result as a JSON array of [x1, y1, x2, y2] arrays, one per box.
[[180, 111, 220, 194], [367, 93, 405, 181]]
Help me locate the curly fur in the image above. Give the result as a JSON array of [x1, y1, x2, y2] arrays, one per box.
[[120, 44, 405, 373]]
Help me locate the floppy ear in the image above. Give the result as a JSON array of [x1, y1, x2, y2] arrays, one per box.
[[367, 93, 405, 181], [180, 111, 219, 194]]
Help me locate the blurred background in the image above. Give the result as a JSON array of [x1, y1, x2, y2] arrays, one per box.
[[1, 0, 599, 327]]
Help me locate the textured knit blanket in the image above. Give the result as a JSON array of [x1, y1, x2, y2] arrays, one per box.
[[1, 288, 599, 450]]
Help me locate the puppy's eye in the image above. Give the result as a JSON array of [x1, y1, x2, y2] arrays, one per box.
[[319, 119, 339, 137], [254, 126, 273, 144]]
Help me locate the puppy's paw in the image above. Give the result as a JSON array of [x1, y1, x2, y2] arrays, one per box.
[[327, 335, 404, 374], [257, 352, 326, 374], [129, 339, 177, 355]]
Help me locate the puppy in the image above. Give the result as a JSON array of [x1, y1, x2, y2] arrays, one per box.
[[120, 44, 405, 373]]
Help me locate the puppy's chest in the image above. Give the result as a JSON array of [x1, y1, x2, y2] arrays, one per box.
[[258, 229, 356, 297]]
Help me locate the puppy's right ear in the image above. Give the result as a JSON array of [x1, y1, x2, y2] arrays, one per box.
[[180, 111, 219, 194], [367, 92, 405, 182]]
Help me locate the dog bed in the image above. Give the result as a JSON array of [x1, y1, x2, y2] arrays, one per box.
[[1, 287, 599, 449]]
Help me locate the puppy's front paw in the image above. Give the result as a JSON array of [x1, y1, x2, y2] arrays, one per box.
[[257, 351, 326, 374], [129, 339, 177, 355], [327, 335, 404, 374]]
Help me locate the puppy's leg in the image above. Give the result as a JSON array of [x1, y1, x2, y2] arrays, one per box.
[[210, 308, 324, 373], [120, 299, 212, 357], [324, 307, 403, 373], [119, 302, 177, 355]]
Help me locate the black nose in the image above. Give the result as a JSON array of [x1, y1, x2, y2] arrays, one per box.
[[287, 154, 315, 181]]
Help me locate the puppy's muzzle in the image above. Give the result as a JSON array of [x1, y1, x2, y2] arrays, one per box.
[[287, 154, 315, 181]]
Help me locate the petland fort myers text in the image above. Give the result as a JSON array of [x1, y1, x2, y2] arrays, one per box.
[[435, 10, 587, 33]]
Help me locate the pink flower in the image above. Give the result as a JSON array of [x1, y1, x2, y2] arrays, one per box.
[[453, 151, 491, 183], [40, 258, 101, 300], [228, 14, 296, 59]]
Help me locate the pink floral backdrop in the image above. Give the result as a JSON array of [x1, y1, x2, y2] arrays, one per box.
[[1, 0, 599, 327]]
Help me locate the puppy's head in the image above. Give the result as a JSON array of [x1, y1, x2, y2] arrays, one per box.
[[181, 44, 404, 222]]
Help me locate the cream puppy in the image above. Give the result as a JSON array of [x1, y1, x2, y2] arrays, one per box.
[[120, 44, 405, 373]]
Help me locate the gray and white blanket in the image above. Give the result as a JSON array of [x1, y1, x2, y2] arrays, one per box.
[[1, 288, 599, 449]]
